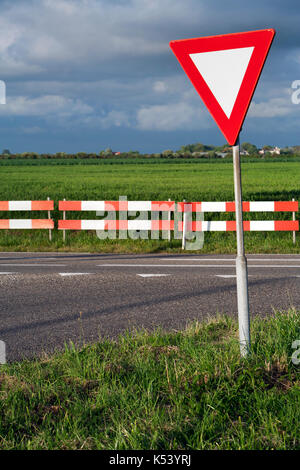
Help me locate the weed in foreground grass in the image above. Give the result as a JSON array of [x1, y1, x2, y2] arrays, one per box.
[[0, 310, 299, 450]]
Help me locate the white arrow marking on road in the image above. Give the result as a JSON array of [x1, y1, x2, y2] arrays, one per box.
[[137, 274, 170, 278], [189, 46, 254, 118]]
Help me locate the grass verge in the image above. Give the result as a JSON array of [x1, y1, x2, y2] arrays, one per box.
[[0, 230, 299, 254], [0, 310, 299, 450]]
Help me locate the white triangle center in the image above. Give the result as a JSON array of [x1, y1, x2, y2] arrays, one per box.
[[189, 46, 254, 118]]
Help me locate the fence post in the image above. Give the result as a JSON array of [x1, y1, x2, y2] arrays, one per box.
[[168, 198, 171, 242], [63, 198, 66, 242], [182, 199, 186, 250], [47, 196, 52, 242], [292, 198, 296, 245]]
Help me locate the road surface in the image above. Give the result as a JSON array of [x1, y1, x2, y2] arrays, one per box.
[[0, 252, 299, 362]]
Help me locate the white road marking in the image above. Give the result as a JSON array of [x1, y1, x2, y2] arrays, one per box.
[[98, 264, 300, 268], [0, 264, 66, 266], [0, 257, 58, 261], [215, 275, 236, 278], [59, 273, 92, 276], [0, 272, 17, 275], [215, 274, 254, 278], [160, 258, 235, 261], [160, 258, 300, 262], [137, 274, 170, 278], [99, 264, 236, 267]]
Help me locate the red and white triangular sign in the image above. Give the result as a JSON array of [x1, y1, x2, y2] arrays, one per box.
[[170, 29, 275, 145]]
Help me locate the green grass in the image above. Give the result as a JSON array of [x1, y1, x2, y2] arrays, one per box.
[[0, 158, 299, 253], [0, 310, 299, 450]]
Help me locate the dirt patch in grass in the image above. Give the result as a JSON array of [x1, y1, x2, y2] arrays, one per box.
[[138, 345, 180, 359], [262, 361, 299, 391], [0, 373, 33, 395]]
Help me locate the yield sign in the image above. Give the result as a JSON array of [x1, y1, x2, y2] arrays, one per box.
[[170, 29, 275, 145]]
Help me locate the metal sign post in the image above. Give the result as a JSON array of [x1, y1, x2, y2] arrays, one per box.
[[182, 199, 187, 250], [233, 135, 250, 356]]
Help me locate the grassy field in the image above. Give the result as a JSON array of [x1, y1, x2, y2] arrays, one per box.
[[0, 158, 299, 252], [0, 310, 299, 450]]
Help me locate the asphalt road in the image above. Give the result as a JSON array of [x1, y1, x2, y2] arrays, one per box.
[[0, 252, 300, 362]]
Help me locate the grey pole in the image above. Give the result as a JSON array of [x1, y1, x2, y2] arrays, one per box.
[[168, 198, 171, 242], [63, 198, 66, 243], [292, 198, 296, 245], [233, 135, 250, 357], [47, 196, 52, 242], [0, 340, 6, 364], [182, 199, 186, 250]]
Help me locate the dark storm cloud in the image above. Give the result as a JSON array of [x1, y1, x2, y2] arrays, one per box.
[[0, 0, 299, 152]]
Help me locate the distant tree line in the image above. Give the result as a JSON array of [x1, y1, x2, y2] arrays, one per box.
[[1, 143, 299, 160]]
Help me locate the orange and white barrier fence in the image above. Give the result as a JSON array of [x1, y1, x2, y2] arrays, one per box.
[[0, 199, 54, 240], [178, 200, 298, 247], [57, 199, 299, 244], [176, 200, 298, 213], [58, 200, 175, 213], [0, 199, 297, 245], [177, 201, 298, 230], [178, 220, 298, 232], [58, 200, 175, 242]]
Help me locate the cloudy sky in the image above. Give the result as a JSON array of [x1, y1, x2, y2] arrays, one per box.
[[0, 0, 299, 153]]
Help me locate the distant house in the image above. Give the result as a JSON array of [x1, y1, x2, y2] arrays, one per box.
[[113, 151, 121, 156], [269, 146, 281, 155], [240, 150, 249, 156], [258, 146, 280, 155]]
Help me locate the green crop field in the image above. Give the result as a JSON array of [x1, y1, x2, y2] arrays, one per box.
[[0, 158, 299, 252]]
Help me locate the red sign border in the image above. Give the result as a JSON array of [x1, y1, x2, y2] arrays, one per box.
[[170, 29, 276, 145]]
